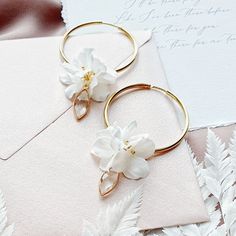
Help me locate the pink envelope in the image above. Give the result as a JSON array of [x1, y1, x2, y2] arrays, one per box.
[[0, 32, 208, 235]]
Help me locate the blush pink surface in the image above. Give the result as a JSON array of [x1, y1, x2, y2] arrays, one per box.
[[0, 33, 208, 235]]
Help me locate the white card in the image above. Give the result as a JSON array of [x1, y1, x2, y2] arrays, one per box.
[[62, 0, 236, 129]]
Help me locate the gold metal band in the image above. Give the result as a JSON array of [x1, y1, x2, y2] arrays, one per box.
[[104, 83, 189, 156], [59, 21, 138, 72]]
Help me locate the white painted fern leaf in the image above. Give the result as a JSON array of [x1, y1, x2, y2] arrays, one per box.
[[203, 129, 236, 235], [184, 144, 221, 236], [157, 140, 222, 236], [0, 190, 14, 236], [82, 186, 143, 236], [201, 130, 228, 200], [225, 129, 236, 236]]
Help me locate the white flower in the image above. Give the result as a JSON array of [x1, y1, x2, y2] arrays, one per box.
[[91, 121, 155, 180], [59, 48, 118, 102]]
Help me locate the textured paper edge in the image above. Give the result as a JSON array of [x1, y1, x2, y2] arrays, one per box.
[[189, 121, 236, 131], [60, 0, 69, 28]]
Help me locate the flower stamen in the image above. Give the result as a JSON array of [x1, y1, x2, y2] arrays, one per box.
[[123, 141, 136, 157], [82, 71, 95, 89]]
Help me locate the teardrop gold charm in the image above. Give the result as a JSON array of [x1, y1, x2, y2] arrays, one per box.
[[72, 89, 90, 121], [99, 171, 120, 197]]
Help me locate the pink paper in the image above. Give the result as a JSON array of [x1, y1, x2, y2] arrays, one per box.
[[0, 33, 208, 235]]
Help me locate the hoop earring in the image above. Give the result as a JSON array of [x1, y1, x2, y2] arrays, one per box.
[[59, 22, 138, 121], [91, 83, 189, 197], [60, 21, 138, 73]]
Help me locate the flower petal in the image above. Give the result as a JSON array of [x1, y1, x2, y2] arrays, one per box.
[[91, 58, 106, 74], [91, 83, 110, 102], [60, 63, 80, 85], [64, 83, 82, 100], [60, 62, 84, 85], [92, 135, 122, 171], [74, 48, 94, 69], [96, 128, 114, 139], [99, 157, 113, 171], [81, 220, 99, 236], [110, 149, 131, 173], [59, 73, 73, 85], [96, 66, 118, 84], [122, 121, 137, 140], [97, 127, 118, 139], [96, 124, 123, 146], [132, 137, 155, 158], [88, 76, 98, 93], [91, 137, 115, 159], [123, 157, 150, 179], [107, 66, 119, 78], [62, 62, 79, 74], [96, 72, 117, 84]]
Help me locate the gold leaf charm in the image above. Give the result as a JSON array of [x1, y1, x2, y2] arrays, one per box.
[[72, 89, 90, 121], [99, 171, 120, 197]]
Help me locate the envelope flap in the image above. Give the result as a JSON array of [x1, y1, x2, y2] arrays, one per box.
[[0, 37, 70, 160], [0, 31, 151, 160], [132, 30, 152, 47]]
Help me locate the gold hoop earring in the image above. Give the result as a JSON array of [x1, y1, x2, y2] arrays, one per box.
[[91, 83, 189, 197], [59, 21, 138, 121], [104, 83, 189, 156], [60, 21, 138, 73]]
